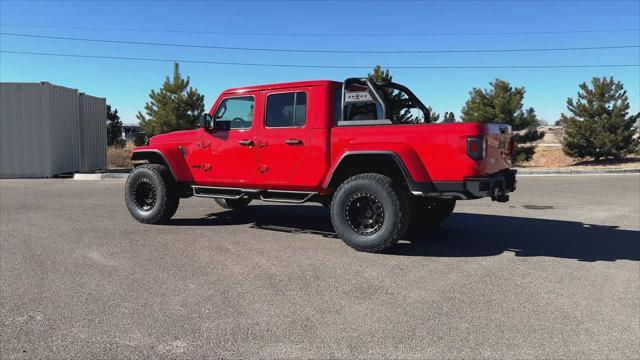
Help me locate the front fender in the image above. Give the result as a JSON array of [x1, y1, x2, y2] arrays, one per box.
[[131, 146, 194, 183]]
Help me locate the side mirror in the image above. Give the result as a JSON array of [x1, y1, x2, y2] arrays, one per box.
[[199, 113, 212, 130]]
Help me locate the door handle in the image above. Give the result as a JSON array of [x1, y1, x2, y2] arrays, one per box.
[[238, 139, 254, 146], [285, 138, 303, 146]]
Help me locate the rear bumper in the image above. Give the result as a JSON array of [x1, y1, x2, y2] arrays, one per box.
[[411, 169, 517, 202], [464, 169, 517, 201]]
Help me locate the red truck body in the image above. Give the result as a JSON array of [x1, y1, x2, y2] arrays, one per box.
[[133, 80, 514, 197], [127, 78, 516, 252]]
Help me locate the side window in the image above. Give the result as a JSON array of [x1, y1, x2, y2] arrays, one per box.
[[266, 92, 306, 128], [213, 96, 254, 130]]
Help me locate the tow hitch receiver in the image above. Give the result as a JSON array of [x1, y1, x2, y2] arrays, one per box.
[[491, 186, 509, 203]]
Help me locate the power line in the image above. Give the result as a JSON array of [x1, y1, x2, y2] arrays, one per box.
[[2, 32, 638, 54], [1, 23, 639, 38], [2, 50, 639, 69]]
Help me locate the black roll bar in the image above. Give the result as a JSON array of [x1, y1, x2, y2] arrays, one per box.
[[341, 78, 388, 121], [340, 77, 431, 123]]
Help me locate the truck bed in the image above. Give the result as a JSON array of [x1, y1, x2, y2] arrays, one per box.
[[330, 122, 513, 183]]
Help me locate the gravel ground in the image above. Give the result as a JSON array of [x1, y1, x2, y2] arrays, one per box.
[[1, 175, 638, 359]]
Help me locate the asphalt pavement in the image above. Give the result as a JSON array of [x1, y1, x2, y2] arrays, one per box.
[[1, 175, 638, 358]]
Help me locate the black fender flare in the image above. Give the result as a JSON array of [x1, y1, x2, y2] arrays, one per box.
[[323, 151, 435, 193], [131, 150, 177, 181]]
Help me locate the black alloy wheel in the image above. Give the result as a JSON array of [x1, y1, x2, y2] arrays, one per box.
[[125, 164, 179, 224], [345, 192, 385, 235], [132, 179, 157, 212], [330, 173, 410, 252]]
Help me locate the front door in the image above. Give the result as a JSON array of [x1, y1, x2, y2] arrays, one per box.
[[258, 90, 309, 186], [203, 94, 259, 186]]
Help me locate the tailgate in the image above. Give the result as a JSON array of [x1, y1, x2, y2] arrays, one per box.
[[483, 123, 513, 173]]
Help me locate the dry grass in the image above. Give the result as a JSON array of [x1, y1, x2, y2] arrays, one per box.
[[519, 145, 640, 169], [519, 146, 576, 168], [107, 142, 134, 169]]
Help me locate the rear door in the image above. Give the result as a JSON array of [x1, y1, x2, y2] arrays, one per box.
[[257, 89, 310, 186]]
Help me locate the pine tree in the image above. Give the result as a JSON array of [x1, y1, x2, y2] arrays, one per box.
[[427, 107, 440, 122], [367, 65, 431, 123], [369, 65, 392, 83], [560, 77, 639, 160], [137, 63, 205, 136], [442, 112, 456, 123], [106, 104, 123, 147], [460, 79, 544, 162]]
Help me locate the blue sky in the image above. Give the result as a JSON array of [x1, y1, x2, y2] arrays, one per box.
[[1, 0, 639, 125]]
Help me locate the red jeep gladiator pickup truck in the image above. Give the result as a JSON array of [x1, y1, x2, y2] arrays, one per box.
[[125, 78, 516, 252]]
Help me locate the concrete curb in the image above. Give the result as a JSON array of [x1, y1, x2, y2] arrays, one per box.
[[73, 173, 129, 180], [516, 168, 639, 176]]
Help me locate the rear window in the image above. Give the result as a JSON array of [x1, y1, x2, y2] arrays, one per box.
[[266, 92, 307, 128], [344, 102, 383, 121], [338, 86, 384, 123]]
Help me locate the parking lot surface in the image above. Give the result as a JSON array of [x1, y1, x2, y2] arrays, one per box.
[[1, 175, 638, 358]]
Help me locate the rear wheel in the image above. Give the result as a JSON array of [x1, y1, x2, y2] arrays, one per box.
[[214, 197, 252, 210], [125, 164, 179, 224], [330, 173, 410, 253], [411, 198, 456, 227]]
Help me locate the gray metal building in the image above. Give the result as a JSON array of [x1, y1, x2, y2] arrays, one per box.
[[0, 82, 107, 178]]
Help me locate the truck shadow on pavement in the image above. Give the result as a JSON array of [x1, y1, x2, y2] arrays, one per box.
[[169, 205, 639, 262]]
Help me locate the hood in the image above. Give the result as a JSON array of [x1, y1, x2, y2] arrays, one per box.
[[149, 129, 199, 144]]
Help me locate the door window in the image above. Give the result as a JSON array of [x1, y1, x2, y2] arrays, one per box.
[[266, 92, 306, 128], [213, 96, 254, 130]]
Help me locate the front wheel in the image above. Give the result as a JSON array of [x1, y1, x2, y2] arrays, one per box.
[[330, 173, 410, 253], [125, 164, 179, 224]]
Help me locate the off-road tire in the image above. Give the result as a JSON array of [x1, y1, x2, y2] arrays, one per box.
[[410, 198, 456, 228], [330, 173, 410, 252], [214, 198, 252, 210], [125, 164, 179, 224]]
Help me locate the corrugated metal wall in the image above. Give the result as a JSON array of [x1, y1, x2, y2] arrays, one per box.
[[79, 94, 107, 172], [1, 83, 45, 177], [1, 82, 107, 178], [46, 84, 81, 177]]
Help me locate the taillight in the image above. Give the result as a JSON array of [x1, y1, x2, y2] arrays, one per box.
[[467, 136, 484, 160]]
